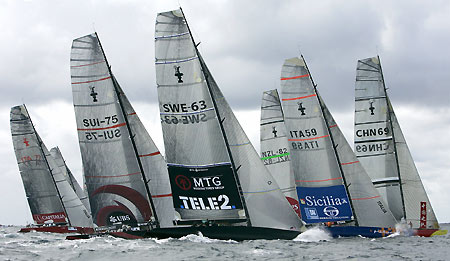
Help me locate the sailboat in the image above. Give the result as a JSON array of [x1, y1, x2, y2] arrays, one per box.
[[70, 33, 177, 239], [354, 56, 447, 237], [280, 56, 398, 237], [50, 147, 91, 214], [260, 89, 300, 217], [10, 105, 94, 234], [153, 8, 304, 240]]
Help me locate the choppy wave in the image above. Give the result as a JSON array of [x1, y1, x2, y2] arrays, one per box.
[[293, 226, 332, 242]]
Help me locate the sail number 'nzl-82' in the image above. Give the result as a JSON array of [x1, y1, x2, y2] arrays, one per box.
[[261, 148, 290, 165], [179, 195, 234, 210], [161, 100, 209, 125]]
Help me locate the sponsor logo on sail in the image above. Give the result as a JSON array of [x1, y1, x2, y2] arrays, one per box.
[[323, 206, 339, 217]]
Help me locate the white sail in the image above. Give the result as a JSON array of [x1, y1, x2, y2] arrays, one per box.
[[155, 9, 303, 231], [50, 147, 92, 215], [71, 33, 158, 227], [354, 56, 438, 228], [260, 89, 300, 217], [282, 57, 396, 227], [10, 105, 93, 228]]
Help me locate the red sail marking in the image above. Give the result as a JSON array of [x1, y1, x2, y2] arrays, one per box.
[[71, 60, 106, 68], [341, 161, 359, 165], [85, 171, 141, 178], [280, 74, 309, 81], [296, 177, 343, 183], [72, 76, 111, 85], [329, 124, 338, 128], [77, 122, 126, 131], [352, 195, 381, 201], [139, 152, 161, 157], [128, 112, 137, 115], [23, 138, 30, 146], [152, 193, 172, 198], [288, 135, 329, 142], [282, 94, 316, 101]]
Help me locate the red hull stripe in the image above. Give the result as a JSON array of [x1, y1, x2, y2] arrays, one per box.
[[128, 112, 137, 115], [72, 76, 111, 85], [341, 161, 359, 165], [139, 151, 161, 157], [280, 74, 309, 81], [77, 122, 126, 131], [296, 177, 342, 183], [71, 60, 106, 68], [352, 195, 381, 201], [288, 134, 329, 142], [282, 94, 317, 101], [152, 193, 172, 198], [329, 124, 337, 128], [86, 172, 141, 178]]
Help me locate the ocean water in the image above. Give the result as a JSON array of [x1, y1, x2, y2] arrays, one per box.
[[1, 224, 449, 260]]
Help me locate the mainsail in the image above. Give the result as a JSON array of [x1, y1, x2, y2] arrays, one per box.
[[10, 105, 93, 228], [71, 33, 173, 228], [50, 147, 91, 214], [260, 89, 300, 217], [155, 9, 302, 231], [354, 56, 438, 228], [281, 57, 396, 227]]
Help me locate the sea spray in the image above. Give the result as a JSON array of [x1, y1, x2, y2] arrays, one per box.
[[293, 226, 332, 242]]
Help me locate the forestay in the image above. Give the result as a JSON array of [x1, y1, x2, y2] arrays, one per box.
[[260, 89, 300, 217], [50, 147, 92, 215], [354, 56, 438, 228], [11, 105, 93, 228], [71, 33, 156, 227], [155, 9, 302, 231], [281, 57, 353, 224]]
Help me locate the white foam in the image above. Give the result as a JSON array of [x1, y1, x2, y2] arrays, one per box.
[[293, 227, 332, 242], [178, 232, 237, 244]]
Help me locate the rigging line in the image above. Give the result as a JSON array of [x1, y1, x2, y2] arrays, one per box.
[[358, 59, 380, 71]]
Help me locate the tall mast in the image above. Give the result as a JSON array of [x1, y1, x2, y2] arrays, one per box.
[[23, 105, 71, 226], [180, 8, 251, 227], [95, 32, 160, 228], [56, 147, 76, 189], [301, 55, 359, 226], [377, 55, 407, 220]]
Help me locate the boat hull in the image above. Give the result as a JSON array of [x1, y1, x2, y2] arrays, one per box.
[[19, 226, 94, 234], [109, 226, 301, 241], [414, 228, 448, 237], [326, 226, 396, 238]]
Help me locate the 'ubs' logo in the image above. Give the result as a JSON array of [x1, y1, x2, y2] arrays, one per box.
[[175, 175, 191, 190]]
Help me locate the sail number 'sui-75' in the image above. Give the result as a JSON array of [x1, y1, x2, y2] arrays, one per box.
[[161, 100, 208, 125], [179, 195, 233, 210], [81, 114, 122, 141]]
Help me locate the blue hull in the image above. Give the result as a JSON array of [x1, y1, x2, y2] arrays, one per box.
[[326, 226, 395, 238]]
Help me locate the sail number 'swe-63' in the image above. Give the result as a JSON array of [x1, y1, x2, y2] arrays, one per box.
[[161, 114, 207, 125], [162, 100, 207, 113], [179, 195, 233, 210], [82, 115, 118, 127]]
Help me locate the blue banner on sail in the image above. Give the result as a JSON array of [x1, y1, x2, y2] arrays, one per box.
[[297, 185, 353, 223]]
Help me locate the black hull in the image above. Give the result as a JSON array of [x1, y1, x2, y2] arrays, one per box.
[[110, 226, 300, 241]]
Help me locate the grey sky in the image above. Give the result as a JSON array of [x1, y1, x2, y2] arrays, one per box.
[[1, 0, 449, 225]]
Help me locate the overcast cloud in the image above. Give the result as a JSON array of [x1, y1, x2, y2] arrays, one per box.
[[0, 0, 449, 225]]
